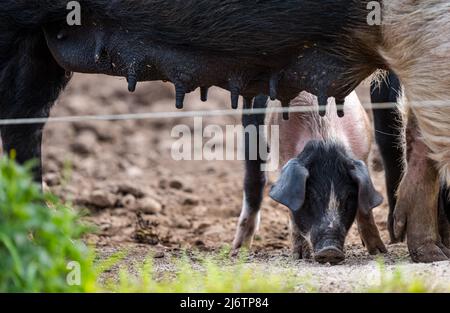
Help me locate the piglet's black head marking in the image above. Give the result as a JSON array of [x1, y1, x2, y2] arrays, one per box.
[[348, 160, 383, 215], [269, 159, 309, 212]]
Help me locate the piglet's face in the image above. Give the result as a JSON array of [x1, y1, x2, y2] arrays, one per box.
[[269, 141, 383, 264]]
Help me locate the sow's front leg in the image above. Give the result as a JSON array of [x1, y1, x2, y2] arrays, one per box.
[[0, 32, 70, 185], [394, 111, 450, 262]]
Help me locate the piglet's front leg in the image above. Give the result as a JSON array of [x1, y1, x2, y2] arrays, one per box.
[[290, 215, 312, 260], [356, 211, 387, 255], [232, 97, 267, 256]]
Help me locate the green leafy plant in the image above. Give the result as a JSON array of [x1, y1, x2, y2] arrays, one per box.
[[0, 157, 95, 292]]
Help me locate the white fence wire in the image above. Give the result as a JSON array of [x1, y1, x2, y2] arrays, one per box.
[[0, 100, 448, 126]]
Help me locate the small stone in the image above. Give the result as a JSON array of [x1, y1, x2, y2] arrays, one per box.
[[169, 179, 183, 190], [44, 161, 60, 174], [126, 166, 143, 178], [138, 197, 162, 214], [99, 223, 111, 232], [120, 194, 136, 209], [192, 205, 208, 216], [44, 173, 60, 187], [194, 239, 205, 247], [159, 179, 167, 189], [117, 182, 145, 197], [90, 190, 116, 208], [153, 251, 165, 259], [173, 218, 191, 229], [183, 195, 200, 206], [71, 131, 97, 155]]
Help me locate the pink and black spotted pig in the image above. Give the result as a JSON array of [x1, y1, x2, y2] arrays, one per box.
[[233, 92, 386, 264]]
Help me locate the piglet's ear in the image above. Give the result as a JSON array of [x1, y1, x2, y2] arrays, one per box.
[[349, 160, 383, 215], [269, 159, 309, 212]]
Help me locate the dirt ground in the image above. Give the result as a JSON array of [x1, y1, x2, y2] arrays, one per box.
[[42, 74, 450, 292]]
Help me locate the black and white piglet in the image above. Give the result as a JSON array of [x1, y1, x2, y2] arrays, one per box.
[[233, 92, 386, 264]]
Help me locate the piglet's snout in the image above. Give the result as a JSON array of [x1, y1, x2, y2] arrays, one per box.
[[313, 227, 346, 264], [314, 246, 345, 265]]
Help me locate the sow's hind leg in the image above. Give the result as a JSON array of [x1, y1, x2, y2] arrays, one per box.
[[372, 73, 450, 252], [0, 33, 70, 185], [394, 110, 450, 262]]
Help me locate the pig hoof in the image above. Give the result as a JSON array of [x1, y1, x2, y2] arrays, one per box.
[[230, 245, 253, 259], [314, 247, 345, 265], [442, 237, 450, 250], [437, 243, 450, 258], [230, 240, 252, 258], [409, 242, 449, 263], [366, 242, 388, 255], [388, 215, 403, 244], [292, 247, 312, 260], [231, 236, 253, 255], [230, 248, 240, 258], [362, 237, 387, 255], [302, 248, 312, 260]]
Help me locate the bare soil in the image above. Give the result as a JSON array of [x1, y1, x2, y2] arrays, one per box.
[[42, 74, 450, 292]]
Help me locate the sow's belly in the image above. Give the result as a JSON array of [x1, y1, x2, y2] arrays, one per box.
[[43, 7, 370, 108]]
